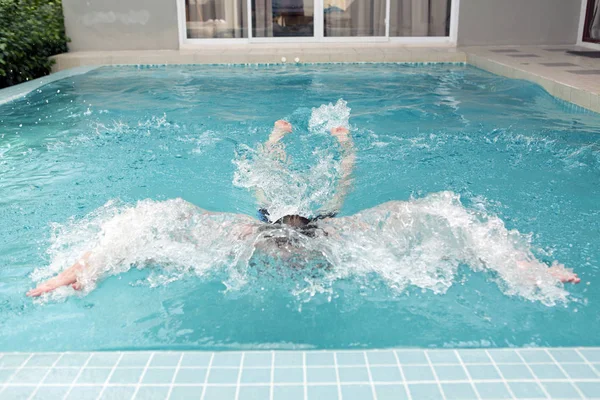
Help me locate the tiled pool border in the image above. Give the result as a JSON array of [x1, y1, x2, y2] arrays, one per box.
[[1, 348, 599, 399]]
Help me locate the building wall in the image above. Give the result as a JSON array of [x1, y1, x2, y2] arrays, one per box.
[[61, 0, 584, 51], [457, 0, 582, 46], [62, 0, 179, 51]]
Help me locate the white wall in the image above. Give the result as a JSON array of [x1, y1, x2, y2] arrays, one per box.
[[62, 0, 179, 51], [458, 0, 583, 46], [61, 0, 584, 51]]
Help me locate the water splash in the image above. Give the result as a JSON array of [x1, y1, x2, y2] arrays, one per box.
[[308, 99, 351, 133], [31, 192, 574, 306], [232, 145, 340, 223], [233, 99, 353, 222]]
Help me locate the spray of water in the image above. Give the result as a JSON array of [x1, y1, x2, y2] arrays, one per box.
[[29, 192, 574, 306], [30, 101, 575, 306], [232, 99, 353, 222], [308, 99, 351, 133]]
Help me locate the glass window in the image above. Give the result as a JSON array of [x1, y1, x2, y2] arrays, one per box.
[[585, 0, 600, 42], [186, 0, 248, 38], [324, 0, 386, 37], [390, 0, 450, 37], [252, 0, 314, 37]]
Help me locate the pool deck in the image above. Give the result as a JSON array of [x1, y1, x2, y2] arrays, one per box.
[[1, 348, 599, 399], [46, 45, 600, 114]]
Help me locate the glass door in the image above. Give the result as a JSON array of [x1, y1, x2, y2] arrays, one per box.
[[185, 0, 248, 38], [323, 0, 386, 37], [252, 0, 315, 37], [180, 0, 455, 44], [389, 0, 451, 37]]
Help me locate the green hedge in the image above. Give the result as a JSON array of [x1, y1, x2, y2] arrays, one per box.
[[0, 0, 68, 89]]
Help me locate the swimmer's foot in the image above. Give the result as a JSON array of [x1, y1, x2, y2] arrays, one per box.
[[331, 126, 349, 142]]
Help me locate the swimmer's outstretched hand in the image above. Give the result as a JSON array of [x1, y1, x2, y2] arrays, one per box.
[[547, 262, 580, 284], [516, 260, 580, 284], [26, 253, 88, 297]]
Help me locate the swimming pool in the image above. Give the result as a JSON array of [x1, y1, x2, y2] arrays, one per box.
[[0, 63, 599, 352]]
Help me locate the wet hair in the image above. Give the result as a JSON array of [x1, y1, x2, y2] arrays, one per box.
[[274, 215, 311, 228], [275, 215, 320, 238]]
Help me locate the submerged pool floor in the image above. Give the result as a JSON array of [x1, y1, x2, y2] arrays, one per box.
[[1, 348, 600, 399], [0, 64, 599, 352]]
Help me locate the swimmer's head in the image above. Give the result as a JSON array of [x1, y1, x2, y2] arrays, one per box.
[[275, 215, 311, 228]]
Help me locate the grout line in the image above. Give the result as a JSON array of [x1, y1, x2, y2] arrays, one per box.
[[28, 353, 64, 400], [269, 351, 274, 400], [514, 350, 551, 399], [424, 351, 447, 400], [62, 353, 94, 400], [0, 379, 599, 387], [454, 350, 481, 400], [393, 350, 412, 400], [8, 353, 34, 387], [131, 352, 154, 399], [302, 352, 307, 400], [333, 352, 342, 400], [199, 353, 214, 400], [0, 360, 598, 370], [166, 352, 184, 400], [234, 353, 245, 400], [362, 351, 378, 400], [484, 350, 518, 400], [574, 348, 600, 378], [96, 353, 124, 400], [544, 349, 586, 399]]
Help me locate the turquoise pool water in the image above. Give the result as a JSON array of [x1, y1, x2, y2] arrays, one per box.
[[0, 64, 599, 351]]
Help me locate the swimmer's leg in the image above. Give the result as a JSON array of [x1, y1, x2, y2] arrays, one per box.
[[254, 120, 294, 206], [26, 252, 91, 297], [318, 127, 355, 214]]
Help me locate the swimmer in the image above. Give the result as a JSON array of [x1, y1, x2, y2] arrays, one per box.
[[27, 121, 580, 298]]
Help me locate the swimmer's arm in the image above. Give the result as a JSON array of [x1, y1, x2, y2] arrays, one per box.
[[26, 251, 92, 297]]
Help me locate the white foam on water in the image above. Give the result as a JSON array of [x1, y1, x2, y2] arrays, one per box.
[[318, 191, 572, 306], [31, 198, 258, 300]]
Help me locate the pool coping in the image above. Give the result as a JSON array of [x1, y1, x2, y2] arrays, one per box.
[[1, 347, 599, 399], [0, 66, 100, 107], [0, 46, 598, 114]]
